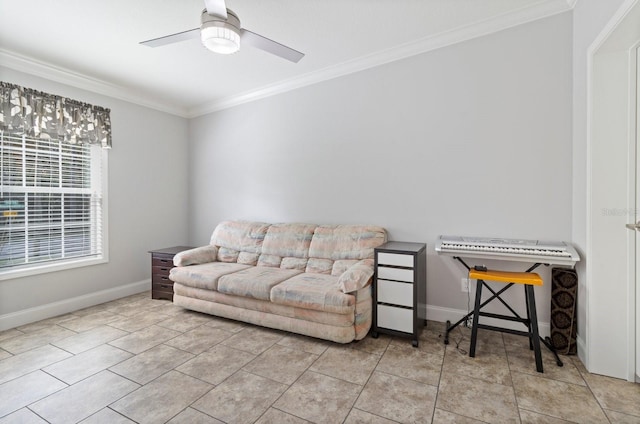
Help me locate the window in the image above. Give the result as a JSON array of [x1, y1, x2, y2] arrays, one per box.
[[0, 82, 111, 279], [0, 132, 107, 278]]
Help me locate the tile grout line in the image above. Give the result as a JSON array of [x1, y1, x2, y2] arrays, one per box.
[[340, 337, 390, 423]]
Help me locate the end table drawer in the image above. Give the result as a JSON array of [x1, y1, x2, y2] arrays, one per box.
[[153, 281, 174, 292], [378, 252, 414, 268], [377, 266, 413, 282], [152, 257, 174, 267], [151, 284, 173, 301], [377, 304, 413, 333], [152, 265, 172, 276], [152, 274, 172, 284], [377, 279, 413, 307]]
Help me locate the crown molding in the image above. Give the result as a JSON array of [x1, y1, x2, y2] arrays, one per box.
[[0, 49, 190, 118], [188, 0, 573, 117], [0, 0, 572, 119], [566, 0, 579, 8]]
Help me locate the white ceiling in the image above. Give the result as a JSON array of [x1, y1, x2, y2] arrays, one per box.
[[0, 0, 573, 117]]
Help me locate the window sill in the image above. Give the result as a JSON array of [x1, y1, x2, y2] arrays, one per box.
[[0, 256, 108, 281]]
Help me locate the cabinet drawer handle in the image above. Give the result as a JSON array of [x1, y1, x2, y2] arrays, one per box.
[[160, 268, 169, 272], [159, 284, 172, 289]]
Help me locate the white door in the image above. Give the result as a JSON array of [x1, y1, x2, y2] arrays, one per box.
[[626, 45, 640, 383]]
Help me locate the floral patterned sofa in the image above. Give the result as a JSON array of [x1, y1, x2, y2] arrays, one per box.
[[169, 220, 387, 343]]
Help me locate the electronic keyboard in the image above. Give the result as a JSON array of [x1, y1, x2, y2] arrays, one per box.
[[435, 235, 580, 266]]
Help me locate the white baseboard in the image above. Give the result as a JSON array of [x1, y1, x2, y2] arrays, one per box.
[[0, 279, 150, 331], [426, 304, 550, 338]]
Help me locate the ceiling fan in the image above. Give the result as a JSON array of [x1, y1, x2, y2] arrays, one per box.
[[140, 0, 304, 63]]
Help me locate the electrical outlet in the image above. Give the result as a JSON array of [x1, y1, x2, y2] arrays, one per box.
[[461, 278, 469, 292]]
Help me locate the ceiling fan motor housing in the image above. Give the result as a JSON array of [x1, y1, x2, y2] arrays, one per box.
[[200, 8, 241, 54]]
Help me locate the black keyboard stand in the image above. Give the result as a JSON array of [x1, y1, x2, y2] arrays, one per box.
[[443, 256, 564, 368]]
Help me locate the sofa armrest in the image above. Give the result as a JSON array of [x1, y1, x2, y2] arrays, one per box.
[[337, 259, 374, 293], [173, 245, 218, 266]]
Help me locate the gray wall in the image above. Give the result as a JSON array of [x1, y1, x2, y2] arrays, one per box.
[[0, 10, 576, 332], [0, 66, 190, 319], [188, 13, 573, 325]]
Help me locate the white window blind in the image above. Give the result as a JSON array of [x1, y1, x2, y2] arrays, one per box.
[[0, 132, 104, 270]]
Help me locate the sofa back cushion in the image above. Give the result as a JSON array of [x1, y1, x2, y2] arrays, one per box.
[[308, 225, 387, 260], [304, 225, 386, 274], [261, 223, 315, 255], [210, 221, 270, 263], [210, 221, 387, 273], [255, 223, 315, 268]]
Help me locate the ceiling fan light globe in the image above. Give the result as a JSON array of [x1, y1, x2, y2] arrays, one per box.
[[201, 25, 240, 54]]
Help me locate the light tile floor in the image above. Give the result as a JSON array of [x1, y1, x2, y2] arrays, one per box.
[[0, 292, 639, 424]]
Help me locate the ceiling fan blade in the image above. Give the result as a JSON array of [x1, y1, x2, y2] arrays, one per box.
[[204, 0, 227, 18], [240, 29, 304, 63], [140, 28, 200, 47]]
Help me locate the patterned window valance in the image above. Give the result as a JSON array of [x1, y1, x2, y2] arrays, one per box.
[[0, 82, 111, 148]]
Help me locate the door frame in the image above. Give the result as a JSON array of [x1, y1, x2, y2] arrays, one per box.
[[629, 42, 640, 383], [630, 42, 639, 383]]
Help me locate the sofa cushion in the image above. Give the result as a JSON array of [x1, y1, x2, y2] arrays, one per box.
[[261, 223, 316, 258], [217, 247, 239, 263], [305, 258, 333, 274], [308, 225, 387, 260], [238, 251, 259, 265], [169, 262, 251, 290], [256, 254, 282, 268], [280, 257, 308, 271], [270, 273, 355, 314], [210, 220, 270, 255], [218, 267, 302, 300]]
